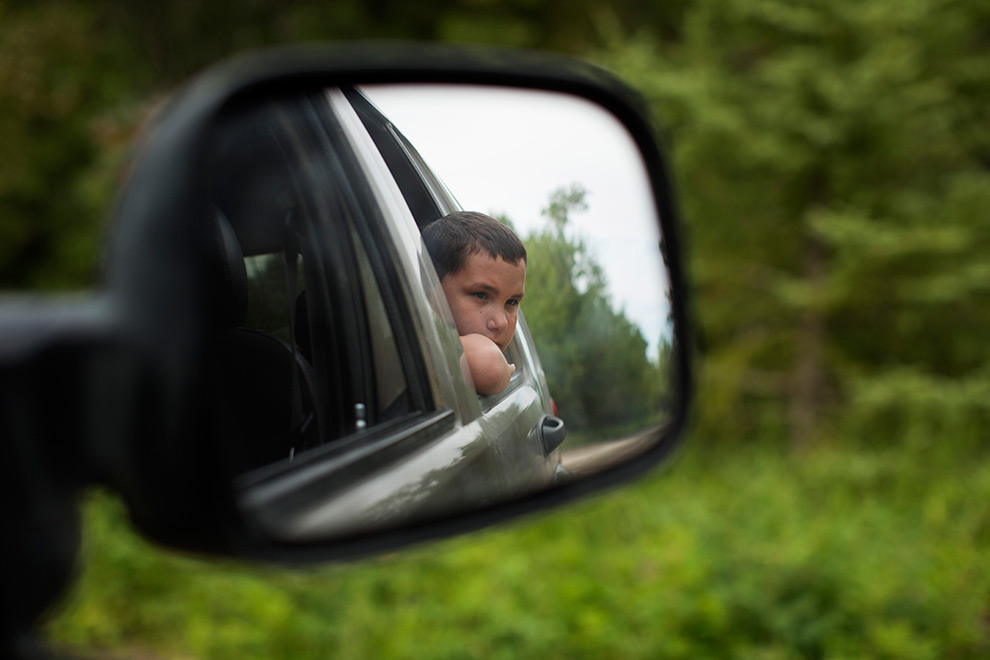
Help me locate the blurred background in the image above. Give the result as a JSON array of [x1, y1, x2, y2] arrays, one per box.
[[4, 0, 989, 657]]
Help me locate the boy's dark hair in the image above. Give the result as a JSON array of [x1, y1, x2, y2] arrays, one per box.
[[422, 211, 527, 280]]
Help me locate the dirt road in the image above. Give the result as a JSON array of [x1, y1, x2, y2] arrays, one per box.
[[557, 425, 665, 478]]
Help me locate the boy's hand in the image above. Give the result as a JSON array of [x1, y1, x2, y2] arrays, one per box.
[[459, 334, 515, 396]]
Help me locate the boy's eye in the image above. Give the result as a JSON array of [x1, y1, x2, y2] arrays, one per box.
[[507, 299, 520, 307], [472, 291, 488, 300]]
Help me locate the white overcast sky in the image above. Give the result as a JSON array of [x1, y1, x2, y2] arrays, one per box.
[[361, 84, 672, 352]]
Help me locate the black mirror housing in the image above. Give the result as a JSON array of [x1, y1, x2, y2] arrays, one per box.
[[2, 43, 692, 569]]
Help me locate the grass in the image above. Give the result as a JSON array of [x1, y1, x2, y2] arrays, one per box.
[[46, 438, 990, 659]]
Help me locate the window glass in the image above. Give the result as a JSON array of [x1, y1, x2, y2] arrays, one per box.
[[243, 253, 305, 344], [212, 90, 442, 479], [505, 337, 525, 378], [347, 223, 413, 423]]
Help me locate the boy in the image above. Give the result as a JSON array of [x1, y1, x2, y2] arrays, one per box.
[[422, 211, 527, 396]]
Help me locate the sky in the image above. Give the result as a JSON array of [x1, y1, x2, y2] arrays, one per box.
[[361, 84, 672, 353]]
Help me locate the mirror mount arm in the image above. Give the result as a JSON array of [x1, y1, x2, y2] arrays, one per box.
[[0, 296, 117, 652]]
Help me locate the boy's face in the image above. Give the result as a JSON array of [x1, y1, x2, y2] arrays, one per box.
[[441, 252, 526, 352]]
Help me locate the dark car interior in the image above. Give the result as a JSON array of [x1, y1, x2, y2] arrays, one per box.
[[205, 91, 441, 484]]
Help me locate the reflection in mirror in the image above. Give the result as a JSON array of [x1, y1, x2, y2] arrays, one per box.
[[203, 84, 679, 543], [363, 85, 675, 478]]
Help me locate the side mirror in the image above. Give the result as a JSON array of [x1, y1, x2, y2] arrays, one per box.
[[1, 44, 691, 566]]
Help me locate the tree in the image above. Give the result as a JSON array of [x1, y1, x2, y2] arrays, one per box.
[[521, 185, 662, 433], [595, 0, 990, 450]]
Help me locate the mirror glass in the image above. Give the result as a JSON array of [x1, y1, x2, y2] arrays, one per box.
[[203, 84, 679, 542]]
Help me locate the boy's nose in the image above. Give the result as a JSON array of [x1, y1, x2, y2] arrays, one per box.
[[487, 310, 507, 333]]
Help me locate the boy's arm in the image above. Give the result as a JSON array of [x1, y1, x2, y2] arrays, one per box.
[[459, 334, 516, 396]]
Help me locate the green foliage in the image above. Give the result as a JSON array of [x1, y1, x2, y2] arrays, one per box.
[[594, 0, 990, 448], [519, 185, 663, 433], [8, 1, 990, 657], [0, 1, 123, 289], [49, 440, 990, 659]]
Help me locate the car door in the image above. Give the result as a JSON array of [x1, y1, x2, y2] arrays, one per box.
[[218, 88, 556, 541]]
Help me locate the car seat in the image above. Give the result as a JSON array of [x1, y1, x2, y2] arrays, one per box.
[[212, 209, 321, 472]]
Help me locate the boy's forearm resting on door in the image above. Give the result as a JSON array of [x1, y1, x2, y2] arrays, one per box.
[[459, 333, 516, 396]]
